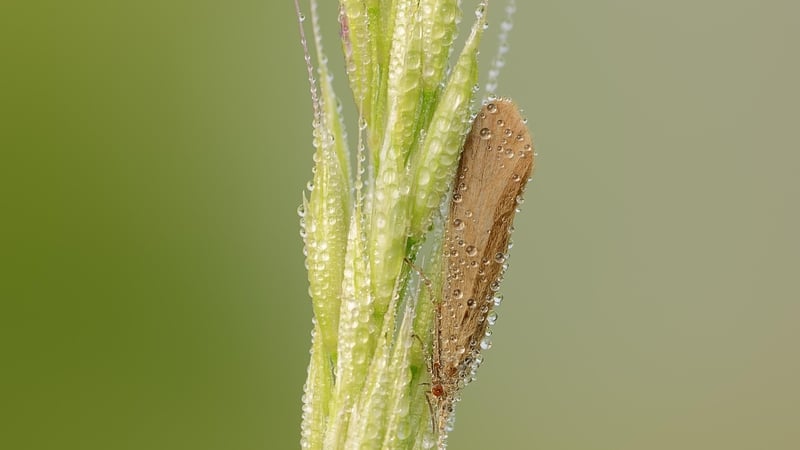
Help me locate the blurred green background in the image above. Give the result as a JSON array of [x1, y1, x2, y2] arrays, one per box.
[[1, 1, 798, 449]]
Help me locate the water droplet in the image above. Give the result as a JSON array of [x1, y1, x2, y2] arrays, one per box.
[[465, 245, 477, 257], [486, 103, 498, 113], [479, 127, 492, 139], [397, 423, 409, 439], [467, 298, 476, 308], [487, 311, 498, 325], [494, 252, 507, 263], [453, 289, 463, 299], [480, 336, 492, 349], [504, 128, 513, 137], [453, 192, 463, 203], [493, 294, 504, 306], [453, 218, 465, 230]]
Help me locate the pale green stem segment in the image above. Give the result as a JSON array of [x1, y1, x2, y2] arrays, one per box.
[[300, 323, 332, 450], [420, 0, 461, 93], [412, 0, 462, 171], [339, 0, 384, 160], [409, 4, 487, 238], [323, 206, 373, 449], [381, 302, 422, 449], [410, 214, 445, 365], [345, 281, 403, 447], [313, 1, 353, 192], [303, 0, 352, 361], [368, 0, 425, 324]]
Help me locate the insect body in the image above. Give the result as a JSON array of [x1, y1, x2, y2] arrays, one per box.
[[429, 98, 535, 446]]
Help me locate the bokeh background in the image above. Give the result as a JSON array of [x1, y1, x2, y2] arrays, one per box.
[[2, 1, 798, 449]]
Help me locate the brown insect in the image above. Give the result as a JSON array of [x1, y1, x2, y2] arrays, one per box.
[[429, 97, 535, 445]]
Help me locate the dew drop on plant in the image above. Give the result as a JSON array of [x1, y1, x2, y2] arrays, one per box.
[[479, 127, 492, 139], [397, 423, 409, 440], [487, 311, 498, 325], [475, 3, 486, 19], [493, 294, 504, 306]]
